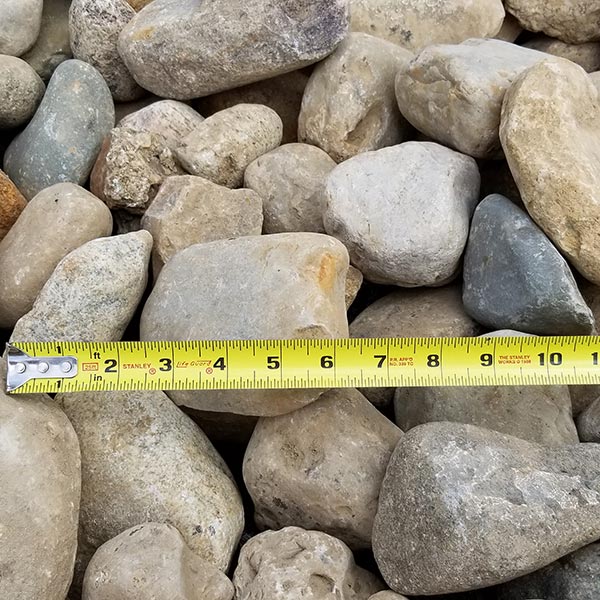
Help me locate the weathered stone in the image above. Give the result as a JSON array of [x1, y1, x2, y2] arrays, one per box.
[[524, 35, 600, 72], [0, 0, 43, 56], [0, 55, 45, 128], [345, 265, 363, 309], [299, 33, 412, 162], [118, 0, 349, 99], [11, 231, 151, 342], [141, 175, 263, 275], [176, 104, 283, 188], [322, 142, 480, 286], [0, 169, 26, 240], [373, 422, 600, 595], [0, 183, 112, 329], [140, 233, 349, 416], [500, 59, 600, 285], [90, 127, 183, 213], [244, 389, 402, 549], [233, 527, 383, 600], [3, 59, 114, 200], [495, 13, 523, 42], [244, 143, 335, 233], [577, 397, 600, 442], [69, 0, 144, 102]]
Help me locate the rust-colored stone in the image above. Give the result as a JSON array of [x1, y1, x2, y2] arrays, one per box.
[[0, 169, 27, 241]]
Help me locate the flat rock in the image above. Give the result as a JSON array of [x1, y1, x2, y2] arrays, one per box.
[[118, 0, 349, 99], [140, 233, 349, 416], [0, 169, 26, 240], [233, 527, 383, 600], [244, 143, 335, 233], [176, 104, 282, 188], [0, 55, 45, 128], [577, 397, 600, 442], [0, 0, 43, 56], [0, 183, 112, 329], [373, 422, 600, 595], [524, 35, 600, 72], [299, 32, 412, 162], [11, 231, 151, 342], [322, 141, 480, 286], [3, 59, 114, 199]]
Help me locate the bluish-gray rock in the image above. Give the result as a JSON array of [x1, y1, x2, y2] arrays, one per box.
[[463, 194, 594, 335], [3, 59, 114, 199]]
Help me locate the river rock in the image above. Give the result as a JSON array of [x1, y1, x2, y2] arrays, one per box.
[[524, 35, 600, 72], [0, 169, 26, 240], [0, 0, 43, 56], [69, 0, 144, 102], [3, 59, 114, 200], [396, 39, 549, 159], [299, 33, 412, 162], [0, 55, 45, 128], [141, 175, 263, 275], [373, 422, 600, 595], [10, 231, 151, 342], [0, 183, 112, 329], [140, 233, 349, 416], [244, 389, 402, 549], [244, 143, 335, 233], [322, 141, 480, 286], [233, 527, 383, 600], [577, 397, 600, 442], [500, 59, 600, 285], [176, 104, 283, 188]]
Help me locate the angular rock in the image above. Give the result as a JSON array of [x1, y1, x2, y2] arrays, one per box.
[[176, 104, 283, 188], [0, 183, 112, 329], [322, 142, 480, 286], [3, 59, 114, 199], [0, 169, 26, 240], [0, 55, 45, 128], [10, 231, 151, 342], [577, 397, 600, 442], [0, 0, 43, 56], [244, 143, 335, 233], [118, 0, 349, 99], [524, 35, 600, 72], [243, 389, 402, 549], [373, 422, 600, 595], [140, 233, 349, 416], [345, 265, 363, 309], [299, 33, 412, 162], [233, 527, 383, 600]]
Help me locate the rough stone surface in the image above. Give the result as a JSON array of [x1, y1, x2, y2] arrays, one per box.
[[0, 0, 44, 57], [0, 55, 45, 128], [0, 183, 113, 329], [141, 175, 263, 275], [345, 265, 363, 309], [373, 422, 600, 595], [176, 104, 283, 188], [244, 143, 335, 234], [299, 33, 412, 162], [11, 231, 151, 342], [395, 39, 549, 159], [322, 142, 480, 286], [524, 35, 600, 72], [500, 59, 600, 285], [463, 194, 594, 335], [233, 527, 383, 600], [3, 59, 114, 200], [118, 0, 349, 99], [140, 233, 349, 416], [0, 169, 26, 240], [577, 397, 600, 442], [243, 389, 402, 549]]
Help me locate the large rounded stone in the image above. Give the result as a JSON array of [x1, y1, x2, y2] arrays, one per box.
[[0, 169, 26, 240], [0, 0, 43, 56], [0, 55, 45, 128], [524, 35, 600, 72]]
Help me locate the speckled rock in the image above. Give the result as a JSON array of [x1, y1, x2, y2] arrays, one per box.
[[0, 183, 112, 329], [577, 397, 600, 442], [299, 33, 412, 162], [176, 104, 283, 188], [244, 143, 335, 233], [10, 231, 151, 342], [0, 0, 43, 56], [345, 265, 363, 309], [0, 55, 45, 128], [140, 233, 349, 416], [0, 169, 26, 240], [524, 35, 600, 72], [3, 59, 114, 199]]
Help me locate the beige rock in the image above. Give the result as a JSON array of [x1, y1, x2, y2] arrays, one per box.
[[299, 33, 412, 162], [345, 265, 363, 309], [244, 143, 335, 233], [176, 104, 283, 188], [0, 169, 27, 240], [0, 183, 112, 328], [141, 175, 263, 276], [524, 35, 600, 72], [591, 71, 600, 92], [495, 13, 523, 42], [500, 58, 600, 284]]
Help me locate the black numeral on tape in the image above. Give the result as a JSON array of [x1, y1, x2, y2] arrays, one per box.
[[104, 359, 117, 373], [427, 354, 440, 368], [267, 356, 280, 369], [538, 352, 562, 366], [159, 358, 172, 371], [480, 353, 493, 367], [374, 355, 386, 368], [320, 356, 334, 369], [213, 357, 226, 370]]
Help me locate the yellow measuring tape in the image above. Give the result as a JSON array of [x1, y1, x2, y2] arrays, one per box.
[[6, 336, 600, 394]]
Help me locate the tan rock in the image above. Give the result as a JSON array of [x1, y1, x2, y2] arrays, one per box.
[[495, 13, 523, 42], [0, 169, 27, 240], [524, 35, 600, 72], [345, 265, 363, 309]]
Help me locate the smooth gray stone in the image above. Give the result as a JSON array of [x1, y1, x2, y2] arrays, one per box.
[[463, 194, 594, 335]]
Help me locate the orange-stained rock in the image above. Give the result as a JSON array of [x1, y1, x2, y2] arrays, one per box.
[[0, 170, 26, 241]]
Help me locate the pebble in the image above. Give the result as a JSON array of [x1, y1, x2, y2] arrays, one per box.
[[298, 33, 412, 162], [176, 104, 283, 188], [524, 35, 600, 72], [243, 389, 402, 549], [0, 0, 44, 57], [244, 143, 335, 233], [322, 141, 480, 286], [118, 0, 349, 99], [0, 169, 26, 240], [0, 183, 112, 329], [577, 397, 600, 442], [3, 59, 114, 200], [140, 233, 349, 416], [0, 55, 45, 128], [373, 422, 600, 595], [10, 231, 151, 342]]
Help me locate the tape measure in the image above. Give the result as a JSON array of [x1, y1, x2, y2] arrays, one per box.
[[6, 336, 600, 394]]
